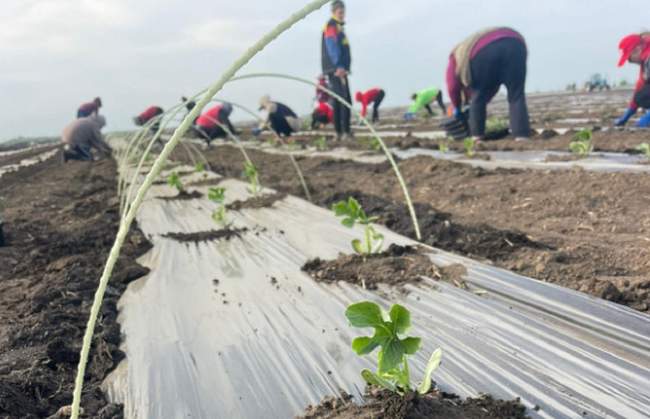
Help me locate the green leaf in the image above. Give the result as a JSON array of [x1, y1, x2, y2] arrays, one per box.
[[361, 369, 397, 392], [352, 336, 379, 355], [389, 305, 411, 335], [417, 348, 442, 395], [348, 197, 360, 215], [345, 301, 384, 328], [401, 337, 421, 355], [342, 217, 355, 228], [352, 239, 365, 255], [379, 340, 405, 373]]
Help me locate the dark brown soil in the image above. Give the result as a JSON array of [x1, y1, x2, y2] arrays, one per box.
[[0, 151, 151, 418], [156, 190, 203, 201], [162, 227, 247, 243], [299, 388, 528, 419], [226, 192, 287, 211], [302, 245, 439, 290], [174, 144, 650, 312], [544, 154, 585, 163]]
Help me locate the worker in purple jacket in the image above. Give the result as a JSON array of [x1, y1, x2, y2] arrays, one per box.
[[446, 27, 531, 141]]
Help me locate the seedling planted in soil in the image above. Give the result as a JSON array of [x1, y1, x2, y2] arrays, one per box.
[[243, 162, 260, 195], [636, 143, 650, 159], [195, 162, 206, 172], [346, 301, 442, 395], [463, 137, 476, 157], [167, 171, 184, 193], [569, 129, 593, 157], [208, 187, 228, 225], [332, 197, 384, 256], [438, 138, 450, 154], [314, 136, 328, 151]]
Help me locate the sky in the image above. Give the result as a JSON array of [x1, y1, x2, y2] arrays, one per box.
[[0, 0, 647, 141]]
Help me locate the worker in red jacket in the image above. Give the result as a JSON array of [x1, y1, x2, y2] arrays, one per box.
[[311, 101, 334, 129], [133, 106, 164, 127], [77, 97, 102, 118], [446, 27, 530, 141], [193, 103, 237, 145], [615, 32, 650, 128], [355, 88, 385, 123]]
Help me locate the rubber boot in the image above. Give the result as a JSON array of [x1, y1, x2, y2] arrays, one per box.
[[636, 111, 650, 128], [0, 223, 5, 247]]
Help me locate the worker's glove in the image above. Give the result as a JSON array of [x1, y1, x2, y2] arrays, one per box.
[[615, 108, 636, 126], [636, 110, 650, 128], [252, 127, 263, 136], [403, 112, 416, 121]]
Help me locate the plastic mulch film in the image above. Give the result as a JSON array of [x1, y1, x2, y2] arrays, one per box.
[[0, 148, 59, 179], [103, 162, 650, 419]]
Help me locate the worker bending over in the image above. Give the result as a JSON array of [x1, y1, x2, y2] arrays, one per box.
[[61, 114, 111, 162], [615, 32, 650, 128], [312, 101, 334, 129], [255, 95, 301, 138], [356, 88, 385, 123], [133, 106, 164, 130], [194, 103, 237, 146], [405, 87, 446, 120], [447, 27, 531, 141], [77, 97, 102, 118]]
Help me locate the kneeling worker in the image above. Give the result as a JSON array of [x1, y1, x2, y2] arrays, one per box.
[[311, 101, 334, 129], [615, 32, 650, 128], [446, 27, 531, 141], [62, 114, 111, 161], [256, 95, 301, 138]]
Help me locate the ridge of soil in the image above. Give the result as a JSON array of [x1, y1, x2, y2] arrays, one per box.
[[302, 245, 439, 290], [162, 227, 247, 243], [226, 192, 287, 211], [175, 144, 650, 312], [0, 153, 151, 418], [0, 144, 59, 167], [299, 388, 529, 419], [156, 190, 203, 201]]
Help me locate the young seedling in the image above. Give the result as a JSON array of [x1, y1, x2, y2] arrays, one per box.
[[243, 162, 260, 195], [314, 136, 328, 151], [569, 129, 593, 157], [167, 171, 184, 193], [438, 138, 450, 154], [332, 197, 384, 256], [636, 143, 650, 159], [485, 117, 508, 134], [346, 301, 442, 395], [208, 187, 228, 225], [463, 137, 476, 157], [195, 162, 206, 173]]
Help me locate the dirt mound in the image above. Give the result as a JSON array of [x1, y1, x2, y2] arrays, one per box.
[[156, 190, 203, 201], [227, 192, 287, 211], [302, 245, 439, 289], [0, 156, 151, 418], [300, 388, 528, 419], [162, 227, 247, 243]]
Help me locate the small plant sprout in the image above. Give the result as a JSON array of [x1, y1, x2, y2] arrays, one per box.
[[167, 171, 184, 193], [243, 161, 260, 195], [438, 138, 450, 154], [332, 197, 384, 256], [346, 302, 442, 395], [314, 136, 328, 151], [569, 129, 593, 157], [208, 187, 228, 225], [636, 143, 650, 159], [195, 162, 206, 173], [463, 137, 476, 157]]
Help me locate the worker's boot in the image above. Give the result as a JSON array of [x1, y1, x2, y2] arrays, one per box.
[[0, 223, 5, 247]]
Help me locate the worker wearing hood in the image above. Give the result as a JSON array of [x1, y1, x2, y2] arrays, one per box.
[[615, 33, 650, 128]]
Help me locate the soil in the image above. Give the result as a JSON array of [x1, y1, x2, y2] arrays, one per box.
[[0, 151, 151, 418], [174, 144, 650, 312], [302, 245, 440, 290], [226, 192, 287, 211], [162, 227, 247, 243], [156, 190, 203, 201], [299, 388, 528, 419], [544, 154, 585, 163]]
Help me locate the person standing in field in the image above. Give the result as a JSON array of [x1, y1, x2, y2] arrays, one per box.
[[615, 32, 650, 128], [322, 0, 352, 141], [355, 88, 385, 123], [446, 27, 531, 141], [77, 97, 102, 118], [61, 114, 111, 162], [193, 103, 237, 145], [405, 87, 446, 119]]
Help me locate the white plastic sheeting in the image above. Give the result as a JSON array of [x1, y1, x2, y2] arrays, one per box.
[[0, 148, 59, 179], [104, 163, 650, 419]]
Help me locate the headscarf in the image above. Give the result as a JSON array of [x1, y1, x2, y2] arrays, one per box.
[[618, 33, 650, 67]]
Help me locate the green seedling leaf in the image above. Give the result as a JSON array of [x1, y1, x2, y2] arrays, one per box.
[[208, 187, 226, 204], [417, 348, 442, 395], [243, 162, 260, 195], [195, 162, 206, 172], [636, 143, 650, 158], [361, 369, 397, 393], [569, 129, 593, 157], [438, 138, 450, 154], [352, 238, 365, 255], [389, 304, 411, 334], [333, 197, 382, 255], [211, 206, 227, 225], [463, 137, 476, 157], [167, 171, 184, 192], [345, 301, 384, 328], [314, 136, 328, 151]]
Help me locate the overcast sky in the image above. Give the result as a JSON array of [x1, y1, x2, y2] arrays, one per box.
[[0, 0, 647, 141]]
